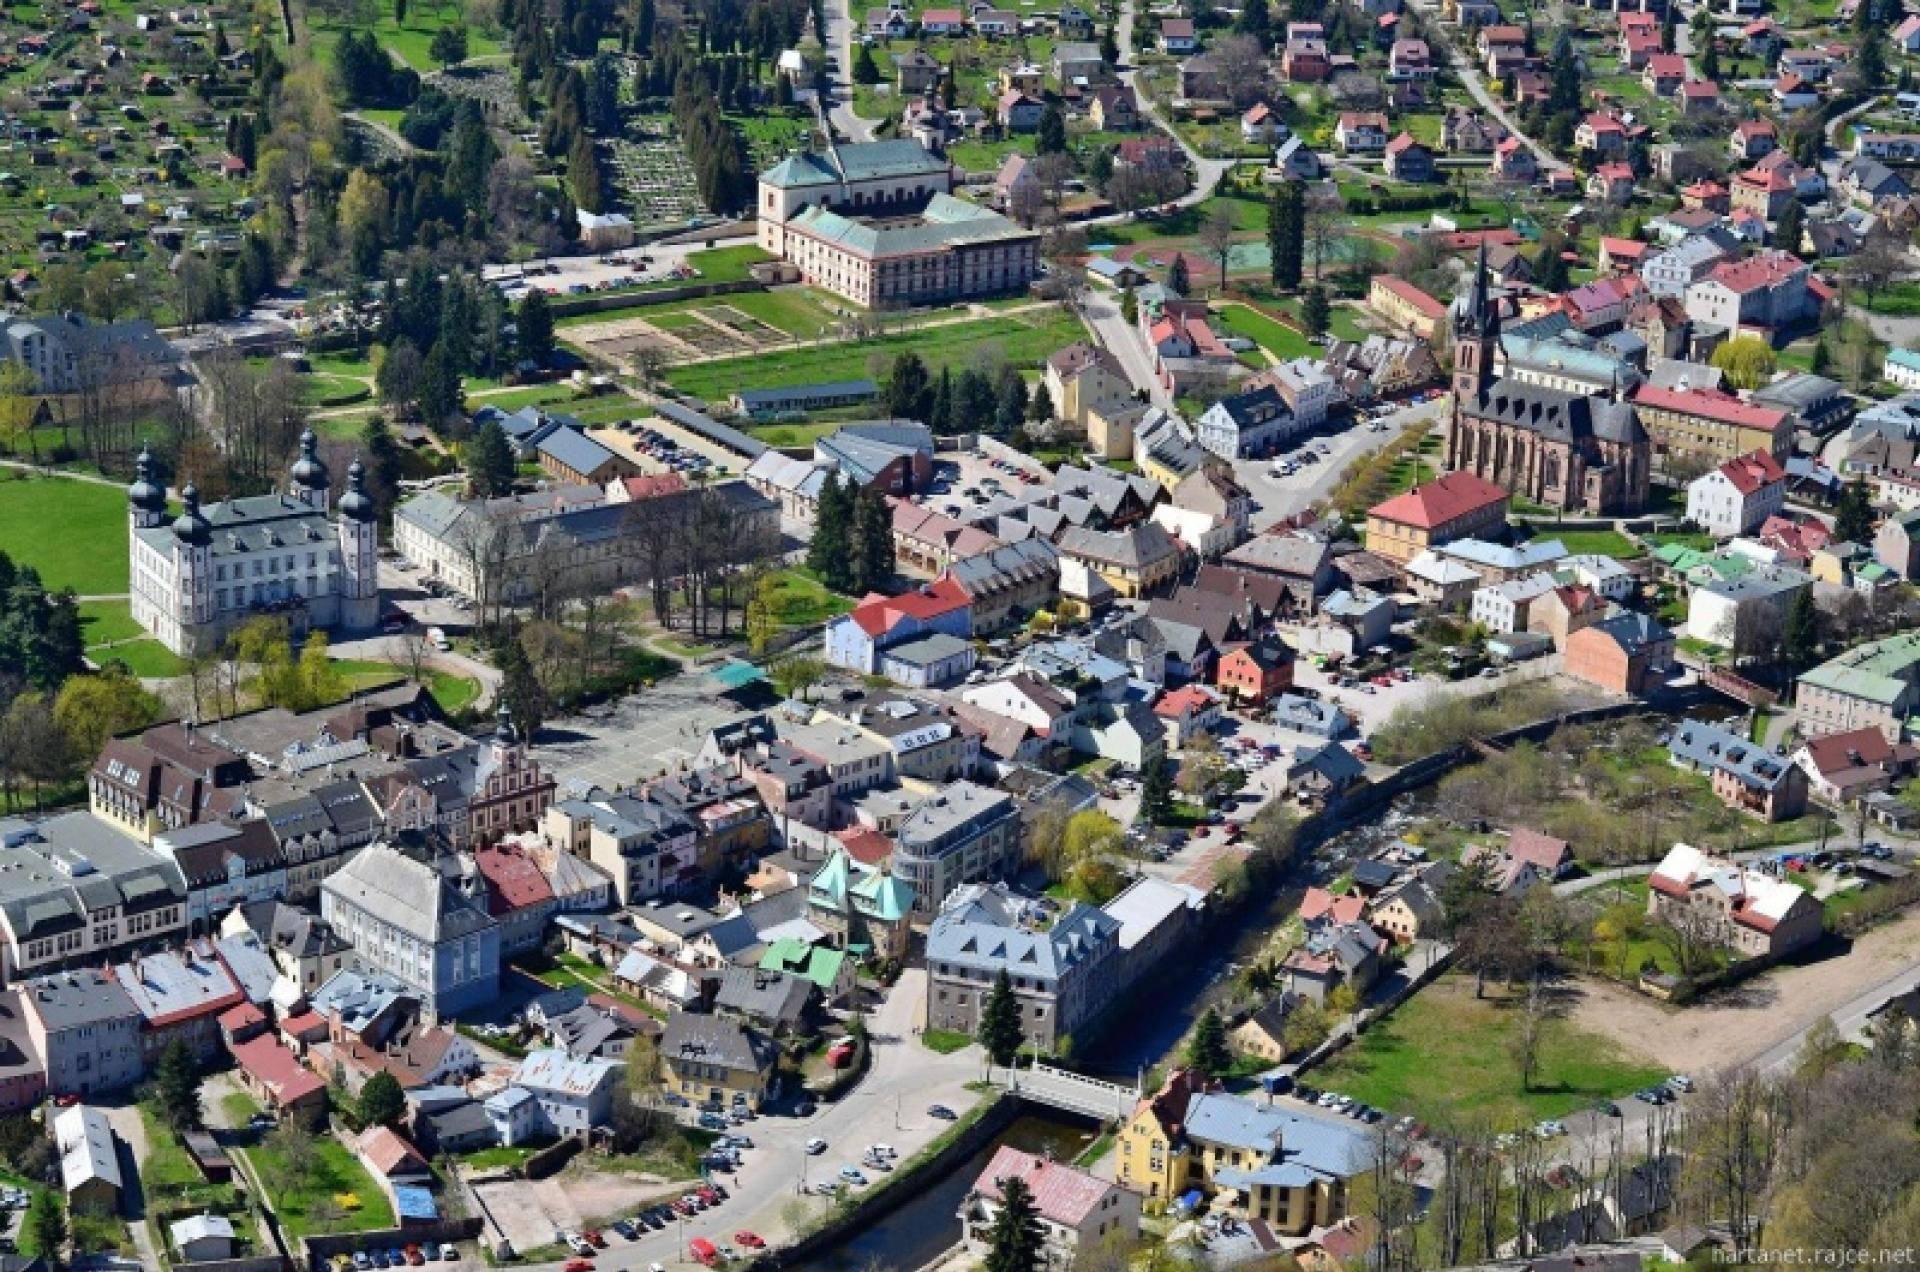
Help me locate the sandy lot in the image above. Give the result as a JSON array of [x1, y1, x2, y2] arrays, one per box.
[[474, 1165, 677, 1253], [1567, 905, 1920, 1073]]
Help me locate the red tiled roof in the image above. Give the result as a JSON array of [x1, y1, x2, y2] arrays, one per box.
[[219, 1002, 265, 1033], [1601, 236, 1650, 261], [1371, 275, 1446, 318], [473, 841, 557, 915], [1645, 53, 1687, 75], [1299, 886, 1366, 925], [618, 472, 688, 500], [1713, 448, 1787, 495], [358, 1125, 431, 1177], [230, 1034, 325, 1104], [833, 825, 895, 867], [1368, 470, 1508, 530], [1154, 684, 1221, 718], [1800, 726, 1897, 777], [846, 576, 972, 637], [1632, 385, 1789, 431], [1385, 132, 1424, 156], [279, 1010, 327, 1039], [974, 1146, 1115, 1227], [1506, 828, 1570, 870]]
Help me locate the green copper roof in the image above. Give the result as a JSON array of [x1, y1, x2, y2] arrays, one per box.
[[1799, 631, 1920, 706], [758, 938, 848, 992]]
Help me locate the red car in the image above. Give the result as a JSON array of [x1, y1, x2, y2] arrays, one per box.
[[52, 1094, 79, 1107], [584, 1230, 606, 1248], [735, 1231, 765, 1249], [565, 1261, 594, 1272]]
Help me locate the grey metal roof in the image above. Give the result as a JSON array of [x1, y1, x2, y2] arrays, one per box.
[[785, 193, 1033, 260], [19, 969, 139, 1030], [536, 426, 620, 476], [133, 489, 338, 560], [54, 1105, 121, 1196], [1461, 379, 1645, 446], [0, 813, 186, 939], [321, 839, 496, 945], [1668, 719, 1795, 791], [713, 965, 813, 1026], [661, 1012, 778, 1073], [927, 882, 1119, 982]]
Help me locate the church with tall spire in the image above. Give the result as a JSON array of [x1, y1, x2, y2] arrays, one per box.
[[1443, 243, 1652, 515], [127, 431, 383, 655]]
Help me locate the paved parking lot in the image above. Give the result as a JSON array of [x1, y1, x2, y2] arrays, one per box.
[[538, 670, 756, 793], [1235, 398, 1448, 531]]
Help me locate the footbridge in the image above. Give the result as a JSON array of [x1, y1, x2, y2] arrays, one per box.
[[990, 1061, 1141, 1122]]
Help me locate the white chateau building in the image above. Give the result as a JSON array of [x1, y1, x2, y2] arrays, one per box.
[[128, 432, 381, 656]]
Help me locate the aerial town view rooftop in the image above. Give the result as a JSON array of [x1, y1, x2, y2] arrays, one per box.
[[0, 0, 1913, 1264]]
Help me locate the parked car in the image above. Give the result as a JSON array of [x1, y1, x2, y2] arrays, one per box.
[[927, 1104, 957, 1120], [806, 1137, 828, 1154]]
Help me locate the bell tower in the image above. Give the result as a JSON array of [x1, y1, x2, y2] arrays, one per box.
[[1452, 241, 1501, 406]]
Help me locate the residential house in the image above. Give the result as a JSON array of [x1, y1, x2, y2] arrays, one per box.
[[1668, 719, 1809, 821], [1334, 112, 1390, 153], [660, 1014, 778, 1111], [485, 1048, 620, 1143], [54, 1105, 121, 1213], [1793, 726, 1920, 805], [319, 835, 501, 1021], [1365, 471, 1509, 566], [1685, 449, 1787, 537], [1056, 523, 1182, 598], [962, 1148, 1142, 1264], [1384, 133, 1436, 182], [1115, 1072, 1365, 1231], [1196, 385, 1296, 459], [1647, 842, 1823, 960]]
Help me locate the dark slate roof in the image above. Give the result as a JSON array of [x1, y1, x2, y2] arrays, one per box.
[[1462, 380, 1645, 445]]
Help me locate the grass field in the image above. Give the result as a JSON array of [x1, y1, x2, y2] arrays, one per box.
[[309, 12, 503, 71], [331, 659, 483, 713], [763, 568, 854, 626], [1312, 974, 1667, 1125], [80, 599, 143, 647], [685, 244, 777, 283], [139, 1103, 241, 1212], [1537, 529, 1644, 560], [0, 474, 130, 594], [1214, 302, 1316, 362], [559, 287, 840, 339], [663, 307, 1085, 401], [92, 639, 190, 678], [248, 1128, 395, 1239]]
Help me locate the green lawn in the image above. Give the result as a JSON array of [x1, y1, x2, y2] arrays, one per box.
[[685, 245, 777, 283], [330, 659, 482, 714], [1538, 529, 1644, 560], [558, 287, 840, 340], [310, 13, 502, 71], [0, 474, 130, 594], [138, 1104, 241, 1211], [80, 599, 143, 647], [663, 308, 1085, 401], [1316, 975, 1667, 1125], [247, 1129, 395, 1238], [922, 1029, 974, 1055], [763, 568, 854, 626], [749, 420, 842, 447], [91, 639, 189, 678], [1214, 303, 1315, 362]]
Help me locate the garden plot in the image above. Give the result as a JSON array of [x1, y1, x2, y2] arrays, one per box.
[[567, 302, 796, 368]]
